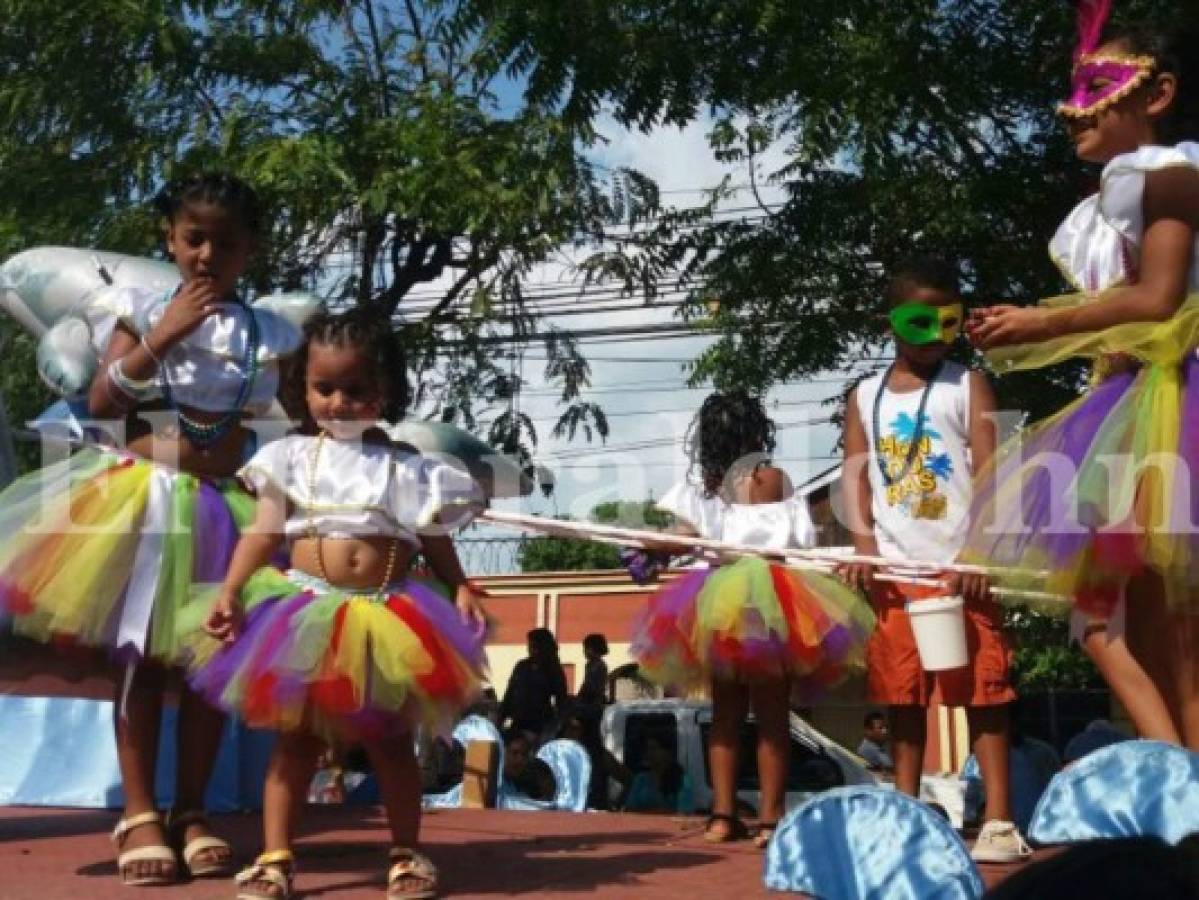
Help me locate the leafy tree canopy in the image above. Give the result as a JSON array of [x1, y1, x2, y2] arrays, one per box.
[[0, 0, 663, 464], [470, 0, 1183, 420]]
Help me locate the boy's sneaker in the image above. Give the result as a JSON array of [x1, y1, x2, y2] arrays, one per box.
[[970, 820, 1033, 864]]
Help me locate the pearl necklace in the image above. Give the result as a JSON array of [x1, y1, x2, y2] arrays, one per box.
[[307, 430, 399, 600]]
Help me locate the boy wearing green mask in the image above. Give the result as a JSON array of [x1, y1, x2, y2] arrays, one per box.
[[840, 258, 1028, 863]]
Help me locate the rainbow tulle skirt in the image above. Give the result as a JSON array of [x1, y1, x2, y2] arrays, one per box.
[[0, 448, 252, 663], [629, 556, 875, 691], [965, 293, 1199, 619], [180, 568, 487, 740]]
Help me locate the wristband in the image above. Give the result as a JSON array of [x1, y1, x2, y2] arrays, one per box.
[[108, 357, 157, 398]]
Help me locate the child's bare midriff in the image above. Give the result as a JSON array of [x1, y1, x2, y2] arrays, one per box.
[[122, 406, 251, 479], [291, 535, 414, 590]]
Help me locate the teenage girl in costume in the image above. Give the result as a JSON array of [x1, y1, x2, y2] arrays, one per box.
[[968, 5, 1199, 748], [629, 393, 873, 847], [190, 309, 487, 900], [0, 174, 298, 886]]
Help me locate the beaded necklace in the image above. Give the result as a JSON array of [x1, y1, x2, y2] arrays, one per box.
[[871, 360, 943, 488], [307, 430, 399, 601], [159, 292, 262, 448]]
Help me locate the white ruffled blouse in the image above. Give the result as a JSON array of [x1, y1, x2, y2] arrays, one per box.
[[1050, 142, 1199, 293], [241, 435, 484, 544], [113, 286, 301, 414], [655, 479, 817, 550]]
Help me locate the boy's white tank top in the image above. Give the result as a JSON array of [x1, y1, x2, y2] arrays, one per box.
[[853, 361, 973, 566]]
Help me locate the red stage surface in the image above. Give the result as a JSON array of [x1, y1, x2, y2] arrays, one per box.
[[0, 806, 1033, 899]]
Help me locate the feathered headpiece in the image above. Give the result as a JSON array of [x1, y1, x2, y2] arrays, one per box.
[[1073, 0, 1113, 61], [1058, 0, 1155, 119]]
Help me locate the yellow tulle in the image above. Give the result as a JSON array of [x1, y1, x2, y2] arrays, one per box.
[[971, 290, 1199, 613], [986, 292, 1199, 374]]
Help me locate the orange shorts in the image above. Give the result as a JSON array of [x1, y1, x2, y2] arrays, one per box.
[[865, 580, 1015, 708]]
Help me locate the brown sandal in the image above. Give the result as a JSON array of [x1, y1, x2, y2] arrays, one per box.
[[387, 847, 438, 899]]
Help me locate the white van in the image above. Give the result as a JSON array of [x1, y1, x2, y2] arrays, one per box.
[[601, 699, 878, 814]]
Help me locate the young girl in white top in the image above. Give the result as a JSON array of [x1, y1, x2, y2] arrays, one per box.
[[968, 9, 1199, 748], [0, 174, 299, 885], [630, 392, 873, 847], [188, 309, 487, 900]]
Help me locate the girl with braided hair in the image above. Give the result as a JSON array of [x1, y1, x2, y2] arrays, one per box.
[[630, 391, 873, 847], [0, 172, 300, 886], [185, 308, 487, 899]]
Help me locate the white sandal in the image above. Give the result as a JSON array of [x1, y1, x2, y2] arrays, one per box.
[[112, 811, 178, 887], [167, 808, 235, 877], [235, 850, 295, 900], [387, 847, 438, 899]]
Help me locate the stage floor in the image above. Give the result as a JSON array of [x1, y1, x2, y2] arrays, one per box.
[[0, 805, 1036, 899]]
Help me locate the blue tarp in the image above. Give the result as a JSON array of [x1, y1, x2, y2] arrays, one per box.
[[0, 695, 275, 811]]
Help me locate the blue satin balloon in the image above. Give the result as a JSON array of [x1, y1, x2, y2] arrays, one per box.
[[764, 786, 984, 899], [1029, 740, 1199, 846]]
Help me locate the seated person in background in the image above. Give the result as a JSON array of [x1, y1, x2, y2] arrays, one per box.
[[503, 730, 534, 785], [1064, 719, 1130, 766], [624, 734, 694, 815], [512, 758, 557, 802], [560, 711, 631, 810], [857, 711, 894, 772]]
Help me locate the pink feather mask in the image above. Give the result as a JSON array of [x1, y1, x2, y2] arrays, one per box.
[[1058, 0, 1155, 119]]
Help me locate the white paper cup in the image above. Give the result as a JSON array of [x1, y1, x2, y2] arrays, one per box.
[[906, 595, 968, 671]]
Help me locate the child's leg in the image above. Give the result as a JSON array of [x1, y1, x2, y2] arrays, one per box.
[[748, 678, 790, 827], [263, 732, 324, 853], [363, 733, 422, 849], [1170, 610, 1199, 750], [171, 684, 233, 866], [965, 704, 1012, 823], [888, 705, 926, 798], [364, 733, 433, 897], [1082, 621, 1181, 743], [238, 732, 322, 900], [707, 678, 750, 838], [112, 661, 176, 883]]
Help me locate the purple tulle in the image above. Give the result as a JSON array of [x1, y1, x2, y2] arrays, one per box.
[[969, 369, 1134, 567], [189, 589, 313, 704], [192, 482, 242, 583]]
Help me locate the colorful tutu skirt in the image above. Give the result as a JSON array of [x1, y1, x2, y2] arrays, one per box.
[[629, 556, 875, 691], [965, 293, 1199, 619], [180, 568, 487, 740], [0, 448, 253, 664]]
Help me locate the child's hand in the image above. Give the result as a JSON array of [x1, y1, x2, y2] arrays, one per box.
[[204, 590, 243, 643], [153, 279, 221, 346], [837, 560, 875, 594], [967, 305, 1052, 349], [455, 583, 488, 634], [948, 570, 991, 606]]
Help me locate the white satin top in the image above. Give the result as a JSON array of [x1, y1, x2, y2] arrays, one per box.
[[1050, 142, 1199, 293], [114, 286, 301, 414], [240, 434, 484, 544], [655, 479, 817, 550]]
